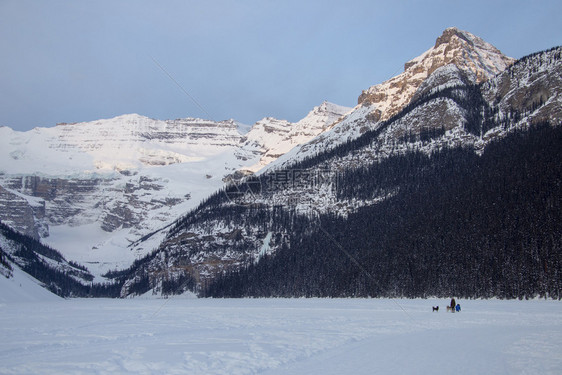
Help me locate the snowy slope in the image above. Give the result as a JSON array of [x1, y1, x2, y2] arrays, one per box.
[[0, 236, 60, 303], [0, 114, 243, 174], [0, 264, 61, 303]]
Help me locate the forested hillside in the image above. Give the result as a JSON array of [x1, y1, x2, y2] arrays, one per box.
[[208, 123, 562, 299]]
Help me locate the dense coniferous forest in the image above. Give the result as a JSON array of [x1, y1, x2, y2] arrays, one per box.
[[0, 222, 121, 297], [207, 123, 562, 299]]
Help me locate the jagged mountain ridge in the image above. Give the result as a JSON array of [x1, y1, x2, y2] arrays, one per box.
[[359, 27, 515, 119], [116, 40, 561, 297], [0, 103, 349, 278], [265, 27, 515, 172]]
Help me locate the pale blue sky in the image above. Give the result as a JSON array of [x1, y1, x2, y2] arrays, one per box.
[[1, 0, 560, 131]]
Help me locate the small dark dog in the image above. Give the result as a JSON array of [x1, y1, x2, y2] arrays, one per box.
[[432, 306, 439, 312]]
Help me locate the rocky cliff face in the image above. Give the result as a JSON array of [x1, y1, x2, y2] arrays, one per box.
[[481, 48, 562, 125], [0, 185, 46, 239]]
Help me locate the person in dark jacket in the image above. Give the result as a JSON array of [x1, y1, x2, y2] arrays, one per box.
[[450, 298, 456, 312]]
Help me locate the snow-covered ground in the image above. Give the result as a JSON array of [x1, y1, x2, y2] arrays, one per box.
[[0, 298, 561, 374]]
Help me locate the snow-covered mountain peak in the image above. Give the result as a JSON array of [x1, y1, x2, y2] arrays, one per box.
[[263, 28, 517, 171], [435, 27, 481, 48], [297, 101, 351, 126], [56, 113, 155, 128], [433, 27, 508, 67], [313, 100, 350, 113], [0, 114, 245, 176], [241, 102, 351, 172], [432, 27, 514, 79], [358, 27, 515, 121]]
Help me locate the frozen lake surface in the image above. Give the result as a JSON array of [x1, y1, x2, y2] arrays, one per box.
[[1, 297, 561, 374]]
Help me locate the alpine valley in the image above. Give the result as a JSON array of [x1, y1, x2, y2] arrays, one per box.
[[1, 28, 561, 299]]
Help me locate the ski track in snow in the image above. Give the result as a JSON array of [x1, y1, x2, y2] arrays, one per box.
[[0, 298, 561, 375]]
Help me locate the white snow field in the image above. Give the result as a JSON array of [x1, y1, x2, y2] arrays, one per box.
[[0, 298, 561, 375]]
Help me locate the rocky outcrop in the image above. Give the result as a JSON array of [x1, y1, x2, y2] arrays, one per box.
[[0, 185, 45, 239], [1, 175, 109, 227], [482, 47, 562, 125]]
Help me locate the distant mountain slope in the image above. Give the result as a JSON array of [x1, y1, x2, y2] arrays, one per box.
[[0, 103, 349, 278]]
